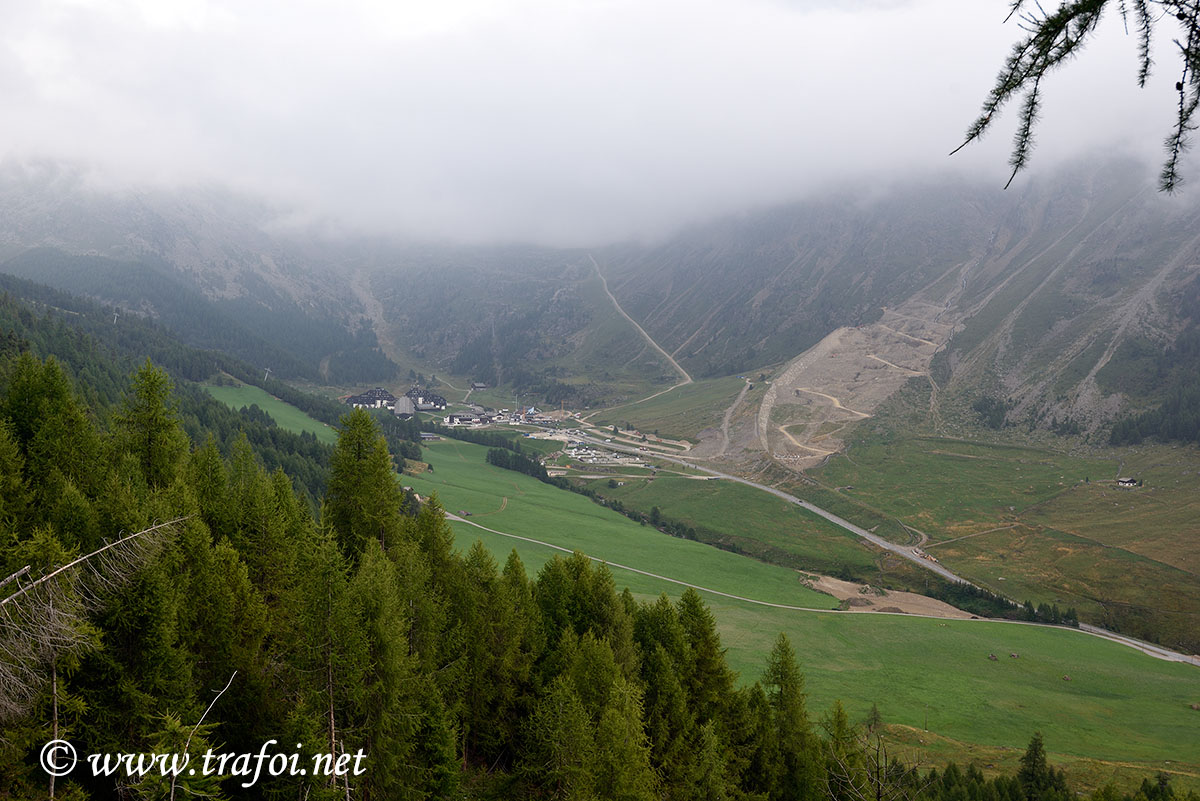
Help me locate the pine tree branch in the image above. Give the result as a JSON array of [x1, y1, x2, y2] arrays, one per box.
[[0, 517, 186, 608]]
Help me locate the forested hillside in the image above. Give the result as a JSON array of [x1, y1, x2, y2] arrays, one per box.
[[0, 249, 396, 384], [0, 165, 398, 384], [0, 281, 335, 499]]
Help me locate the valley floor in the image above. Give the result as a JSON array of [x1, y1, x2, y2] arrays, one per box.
[[204, 382, 1200, 792], [403, 440, 1200, 792]]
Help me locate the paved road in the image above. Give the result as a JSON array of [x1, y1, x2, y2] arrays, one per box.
[[576, 433, 969, 583], [570, 433, 1199, 665], [1077, 623, 1199, 665]]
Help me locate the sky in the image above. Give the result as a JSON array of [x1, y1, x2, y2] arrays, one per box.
[[0, 0, 1189, 245]]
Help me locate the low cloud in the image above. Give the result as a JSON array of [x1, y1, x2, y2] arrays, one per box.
[[0, 0, 1186, 245]]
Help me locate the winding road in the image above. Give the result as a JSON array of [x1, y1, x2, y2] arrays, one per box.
[[565, 432, 1198, 665], [576, 433, 972, 584], [445, 483, 1197, 665]]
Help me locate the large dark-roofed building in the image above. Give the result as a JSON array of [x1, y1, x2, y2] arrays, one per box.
[[346, 387, 397, 409], [405, 386, 447, 411]]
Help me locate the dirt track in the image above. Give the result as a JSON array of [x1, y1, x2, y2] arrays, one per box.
[[754, 306, 952, 469], [716, 379, 751, 457], [590, 253, 692, 386]]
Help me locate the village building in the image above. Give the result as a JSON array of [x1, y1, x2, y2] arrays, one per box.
[[405, 386, 448, 411], [346, 387, 397, 409], [444, 413, 492, 426], [1117, 477, 1138, 487]]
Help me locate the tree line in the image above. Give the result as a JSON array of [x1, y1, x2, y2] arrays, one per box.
[[485, 447, 550, 481]]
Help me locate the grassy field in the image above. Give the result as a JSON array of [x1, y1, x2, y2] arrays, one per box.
[[1023, 445, 1200, 575], [591, 375, 751, 441], [507, 434, 564, 456], [579, 473, 886, 578], [459, 386, 521, 410], [410, 440, 1200, 789], [203, 382, 339, 444], [814, 437, 1113, 543], [405, 439, 838, 610], [804, 436, 1200, 652]]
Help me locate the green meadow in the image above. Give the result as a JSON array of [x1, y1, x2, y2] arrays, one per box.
[[812, 437, 1114, 542], [806, 436, 1200, 652], [203, 381, 339, 444], [591, 374, 751, 441], [409, 439, 1200, 783], [581, 473, 884, 578], [405, 439, 836, 610]]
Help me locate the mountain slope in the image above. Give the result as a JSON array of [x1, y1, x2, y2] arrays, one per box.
[[596, 161, 1200, 448], [0, 162, 397, 383]]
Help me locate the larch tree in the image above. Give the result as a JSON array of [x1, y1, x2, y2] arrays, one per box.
[[763, 633, 821, 801], [112, 360, 188, 491], [957, 1, 1200, 191], [677, 587, 735, 725], [591, 675, 659, 801], [325, 407, 407, 560]]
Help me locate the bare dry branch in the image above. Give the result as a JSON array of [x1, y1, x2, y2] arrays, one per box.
[[824, 728, 935, 801], [0, 517, 187, 722]]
